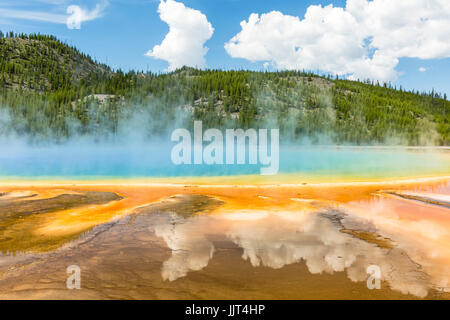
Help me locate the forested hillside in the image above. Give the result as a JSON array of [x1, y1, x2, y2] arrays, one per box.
[[0, 32, 448, 145]]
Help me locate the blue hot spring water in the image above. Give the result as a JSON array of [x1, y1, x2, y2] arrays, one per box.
[[0, 142, 448, 180]]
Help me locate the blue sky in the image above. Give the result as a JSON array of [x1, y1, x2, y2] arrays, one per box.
[[1, 0, 449, 98]]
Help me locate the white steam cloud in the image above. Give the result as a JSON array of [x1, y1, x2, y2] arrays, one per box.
[[146, 0, 214, 71], [225, 0, 450, 82]]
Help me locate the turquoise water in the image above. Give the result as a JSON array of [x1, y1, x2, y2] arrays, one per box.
[[0, 144, 448, 179]]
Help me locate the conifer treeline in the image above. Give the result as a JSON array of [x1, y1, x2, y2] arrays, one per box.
[[0, 32, 448, 145]]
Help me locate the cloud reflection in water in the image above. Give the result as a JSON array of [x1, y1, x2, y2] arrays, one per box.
[[153, 210, 431, 297]]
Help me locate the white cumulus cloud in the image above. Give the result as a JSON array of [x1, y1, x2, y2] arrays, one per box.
[[146, 0, 214, 71], [225, 0, 450, 82], [66, 1, 109, 30]]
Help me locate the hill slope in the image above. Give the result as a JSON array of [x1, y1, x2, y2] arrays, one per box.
[[0, 33, 112, 91], [0, 32, 448, 145]]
